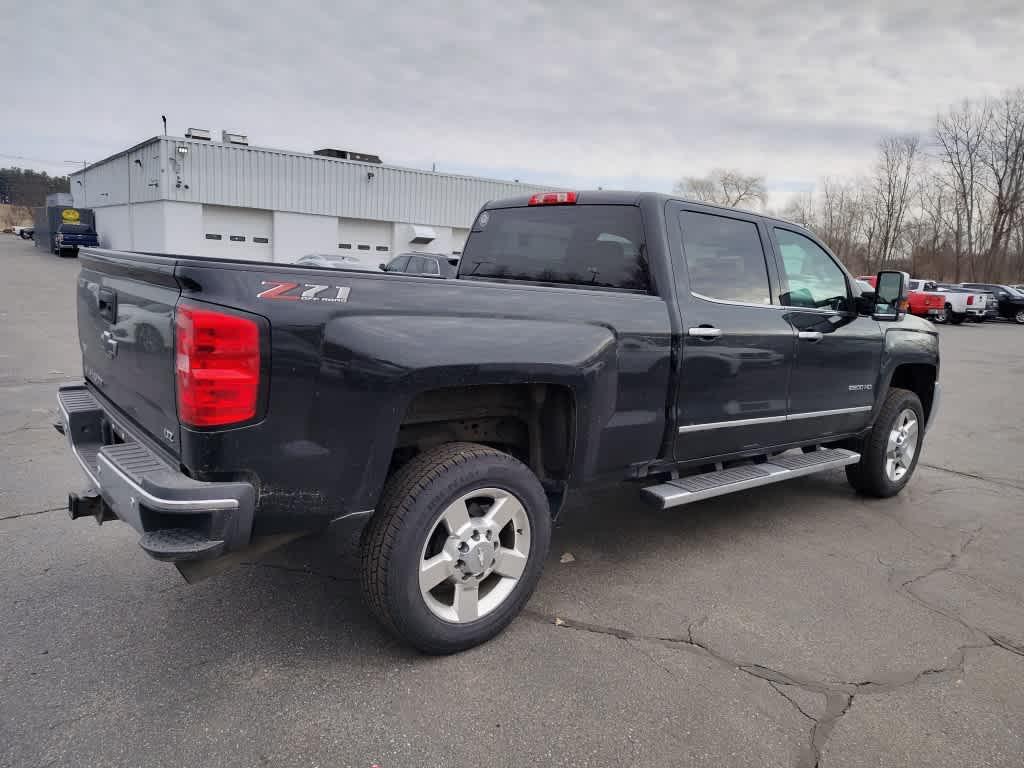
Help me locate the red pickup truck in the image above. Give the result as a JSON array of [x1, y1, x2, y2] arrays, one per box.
[[858, 276, 945, 321]]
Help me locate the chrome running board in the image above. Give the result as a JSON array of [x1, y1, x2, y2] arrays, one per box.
[[642, 448, 860, 509]]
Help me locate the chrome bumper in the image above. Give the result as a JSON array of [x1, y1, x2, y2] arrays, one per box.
[[57, 384, 255, 561]]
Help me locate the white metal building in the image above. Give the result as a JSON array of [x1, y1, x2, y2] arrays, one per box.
[[70, 135, 554, 264]]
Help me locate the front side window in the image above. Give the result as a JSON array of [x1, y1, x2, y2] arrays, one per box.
[[679, 211, 771, 305], [775, 228, 851, 312], [386, 255, 410, 272]]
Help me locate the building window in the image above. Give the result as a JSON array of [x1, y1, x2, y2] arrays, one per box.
[[357, 244, 370, 251], [230, 235, 245, 242], [375, 245, 389, 252], [253, 237, 269, 244], [205, 234, 222, 240], [338, 243, 352, 249]]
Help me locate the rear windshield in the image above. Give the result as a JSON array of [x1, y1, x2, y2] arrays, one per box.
[[460, 205, 649, 291], [58, 223, 94, 234]]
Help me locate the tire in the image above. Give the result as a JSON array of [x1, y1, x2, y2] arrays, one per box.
[[360, 442, 551, 654], [932, 308, 947, 324], [948, 311, 965, 325], [845, 388, 924, 498], [1015, 310, 1024, 325]]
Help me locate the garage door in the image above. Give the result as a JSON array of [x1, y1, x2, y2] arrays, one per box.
[[338, 217, 392, 266], [201, 205, 272, 261]]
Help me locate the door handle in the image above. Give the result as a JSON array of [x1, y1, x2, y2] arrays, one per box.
[[97, 287, 117, 323], [798, 331, 824, 342], [688, 327, 723, 339]]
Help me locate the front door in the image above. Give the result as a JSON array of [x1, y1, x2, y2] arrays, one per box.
[[769, 226, 881, 441], [670, 205, 795, 462]]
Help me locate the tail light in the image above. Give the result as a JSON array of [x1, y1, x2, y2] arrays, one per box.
[[528, 191, 577, 205], [175, 303, 261, 427], [967, 295, 974, 305]]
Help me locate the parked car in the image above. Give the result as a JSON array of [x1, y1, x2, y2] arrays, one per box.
[[380, 251, 458, 277], [960, 283, 1024, 324], [904, 279, 947, 320], [859, 276, 947, 322], [294, 253, 378, 271], [925, 282, 989, 324], [53, 223, 99, 257], [57, 192, 939, 653]]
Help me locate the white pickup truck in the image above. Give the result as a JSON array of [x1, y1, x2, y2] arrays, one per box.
[[918, 280, 990, 324]]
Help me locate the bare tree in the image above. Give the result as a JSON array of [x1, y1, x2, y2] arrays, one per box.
[[934, 100, 990, 280], [869, 135, 920, 270], [674, 168, 767, 210], [979, 89, 1024, 280]]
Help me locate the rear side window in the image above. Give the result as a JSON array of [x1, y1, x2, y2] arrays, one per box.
[[461, 205, 649, 291], [679, 211, 771, 305]]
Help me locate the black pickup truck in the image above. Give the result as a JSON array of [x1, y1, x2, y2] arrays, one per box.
[[57, 191, 940, 653]]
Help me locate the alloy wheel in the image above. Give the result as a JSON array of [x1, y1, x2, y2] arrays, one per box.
[[885, 409, 919, 482], [418, 488, 531, 623]]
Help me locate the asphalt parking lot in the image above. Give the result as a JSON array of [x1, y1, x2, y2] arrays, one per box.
[[1, 235, 1022, 768]]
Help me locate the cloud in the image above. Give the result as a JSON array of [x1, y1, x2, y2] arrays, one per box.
[[3, 0, 1023, 200]]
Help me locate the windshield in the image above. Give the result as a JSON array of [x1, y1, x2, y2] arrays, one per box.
[[460, 204, 649, 291]]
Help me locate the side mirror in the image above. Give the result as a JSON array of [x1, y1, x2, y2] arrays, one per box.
[[379, 263, 387, 271], [873, 270, 909, 320]]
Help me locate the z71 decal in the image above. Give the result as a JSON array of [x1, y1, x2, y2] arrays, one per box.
[[257, 281, 351, 303]]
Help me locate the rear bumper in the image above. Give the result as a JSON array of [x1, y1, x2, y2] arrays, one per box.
[[57, 384, 255, 561]]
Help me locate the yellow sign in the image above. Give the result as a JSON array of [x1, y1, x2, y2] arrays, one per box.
[[61, 209, 80, 223]]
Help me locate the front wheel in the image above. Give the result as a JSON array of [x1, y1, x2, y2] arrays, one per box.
[[932, 308, 947, 324], [361, 442, 551, 654], [1015, 310, 1024, 325], [846, 388, 924, 498]]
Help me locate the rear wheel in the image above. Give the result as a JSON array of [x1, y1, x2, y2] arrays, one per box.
[[361, 442, 551, 654], [948, 310, 965, 325], [932, 308, 948, 324], [1015, 310, 1024, 325], [846, 388, 924, 498]]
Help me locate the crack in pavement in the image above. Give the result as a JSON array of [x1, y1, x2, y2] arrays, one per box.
[[0, 505, 64, 521], [920, 462, 1024, 492], [523, 604, 1002, 768]]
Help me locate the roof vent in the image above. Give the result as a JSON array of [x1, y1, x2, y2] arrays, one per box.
[[185, 128, 211, 140], [222, 131, 249, 145], [314, 148, 382, 164]]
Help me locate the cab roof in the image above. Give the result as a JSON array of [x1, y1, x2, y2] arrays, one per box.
[[479, 190, 811, 232]]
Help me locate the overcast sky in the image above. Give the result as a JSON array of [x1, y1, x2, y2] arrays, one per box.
[[3, 0, 1023, 207]]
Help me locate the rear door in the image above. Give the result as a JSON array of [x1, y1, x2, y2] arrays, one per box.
[[669, 204, 795, 461], [77, 252, 181, 454], [768, 226, 881, 440]]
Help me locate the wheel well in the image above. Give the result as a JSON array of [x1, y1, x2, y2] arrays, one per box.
[[888, 364, 936, 423], [390, 384, 576, 509]]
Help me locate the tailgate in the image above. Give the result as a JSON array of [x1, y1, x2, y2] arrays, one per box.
[[76, 251, 181, 456]]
